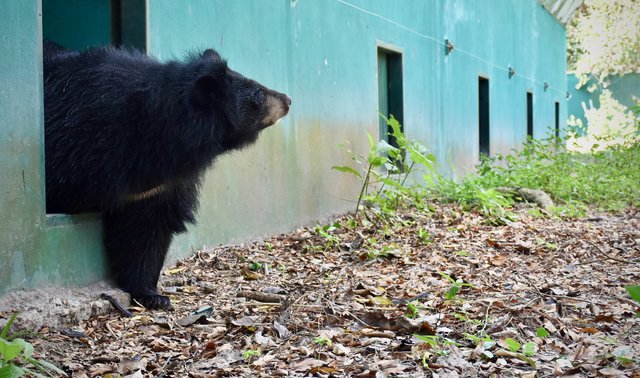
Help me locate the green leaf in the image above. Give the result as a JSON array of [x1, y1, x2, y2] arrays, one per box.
[[615, 355, 634, 364], [0, 339, 25, 363], [331, 165, 362, 179], [438, 272, 456, 284], [12, 340, 32, 360], [505, 338, 521, 353], [444, 285, 460, 300], [367, 133, 376, 149], [407, 146, 434, 170], [536, 326, 550, 338], [625, 285, 640, 303], [414, 334, 438, 347], [373, 140, 398, 156], [0, 314, 17, 340], [369, 156, 388, 168], [378, 176, 403, 188], [28, 358, 66, 376], [522, 341, 537, 357], [0, 365, 25, 378]]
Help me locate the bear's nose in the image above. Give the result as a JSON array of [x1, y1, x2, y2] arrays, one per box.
[[284, 95, 292, 106]]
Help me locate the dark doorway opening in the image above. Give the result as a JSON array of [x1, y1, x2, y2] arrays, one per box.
[[554, 101, 560, 139], [42, 0, 146, 52], [377, 48, 404, 148], [527, 92, 534, 140], [42, 0, 147, 215], [478, 77, 490, 157]]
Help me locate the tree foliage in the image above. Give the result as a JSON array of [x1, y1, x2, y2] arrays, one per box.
[[567, 0, 640, 88]]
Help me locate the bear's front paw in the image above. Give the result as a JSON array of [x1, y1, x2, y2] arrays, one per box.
[[133, 293, 173, 310]]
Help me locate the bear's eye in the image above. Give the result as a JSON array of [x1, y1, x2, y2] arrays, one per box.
[[253, 89, 265, 105]]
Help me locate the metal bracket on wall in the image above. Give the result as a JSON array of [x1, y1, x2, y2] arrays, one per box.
[[445, 38, 454, 55]]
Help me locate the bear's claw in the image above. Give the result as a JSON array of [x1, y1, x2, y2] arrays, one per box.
[[133, 293, 173, 310]]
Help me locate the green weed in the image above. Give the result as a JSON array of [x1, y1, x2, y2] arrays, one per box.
[[334, 116, 640, 230], [333, 116, 437, 223], [0, 313, 66, 377]]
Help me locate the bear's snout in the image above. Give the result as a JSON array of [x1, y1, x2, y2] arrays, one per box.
[[262, 92, 291, 127]]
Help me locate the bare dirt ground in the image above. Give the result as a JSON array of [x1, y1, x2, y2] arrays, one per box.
[[2, 204, 639, 377]]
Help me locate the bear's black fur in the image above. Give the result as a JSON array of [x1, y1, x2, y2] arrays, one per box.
[[43, 41, 291, 309]]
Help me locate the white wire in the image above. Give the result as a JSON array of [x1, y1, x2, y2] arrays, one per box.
[[335, 0, 565, 96]]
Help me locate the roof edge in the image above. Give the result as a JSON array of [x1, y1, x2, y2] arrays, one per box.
[[538, 0, 585, 25]]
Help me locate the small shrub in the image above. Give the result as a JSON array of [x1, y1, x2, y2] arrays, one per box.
[[0, 314, 66, 377]]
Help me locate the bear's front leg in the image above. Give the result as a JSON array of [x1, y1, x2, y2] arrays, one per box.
[[102, 190, 196, 310]]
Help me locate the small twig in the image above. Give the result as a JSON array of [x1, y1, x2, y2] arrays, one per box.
[[104, 322, 119, 339], [238, 290, 284, 303], [478, 301, 493, 336], [344, 310, 375, 328], [355, 164, 373, 218], [100, 293, 133, 318], [525, 278, 603, 307], [587, 240, 629, 264]]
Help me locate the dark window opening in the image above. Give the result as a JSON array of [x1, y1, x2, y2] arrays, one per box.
[[526, 92, 533, 140], [554, 101, 560, 139], [377, 48, 404, 149], [478, 77, 490, 157]]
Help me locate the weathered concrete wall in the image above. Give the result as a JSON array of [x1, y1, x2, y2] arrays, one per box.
[[147, 0, 568, 258], [1, 0, 569, 291], [0, 1, 46, 290]]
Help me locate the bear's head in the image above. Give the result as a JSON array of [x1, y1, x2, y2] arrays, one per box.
[[191, 49, 291, 150]]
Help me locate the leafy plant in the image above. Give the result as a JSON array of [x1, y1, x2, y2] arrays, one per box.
[[333, 116, 436, 223], [414, 334, 456, 359], [335, 115, 640, 229], [473, 133, 640, 212], [314, 222, 341, 250], [522, 341, 537, 357], [0, 314, 66, 377], [242, 349, 261, 362], [405, 301, 421, 319], [416, 228, 433, 245], [504, 337, 521, 353], [625, 285, 640, 316], [463, 333, 495, 345], [365, 244, 398, 260], [313, 336, 332, 347], [439, 272, 474, 301], [536, 326, 551, 338], [247, 261, 263, 272], [567, 0, 640, 86]]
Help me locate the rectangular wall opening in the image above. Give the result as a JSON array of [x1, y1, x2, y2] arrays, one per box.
[[554, 101, 560, 139], [527, 92, 533, 140], [478, 77, 490, 157], [43, 0, 147, 216], [377, 48, 404, 149]]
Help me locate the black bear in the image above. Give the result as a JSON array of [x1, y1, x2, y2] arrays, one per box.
[[44, 41, 291, 309]]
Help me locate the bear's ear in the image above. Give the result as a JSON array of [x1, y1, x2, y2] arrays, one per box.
[[192, 75, 220, 109], [202, 49, 221, 61]]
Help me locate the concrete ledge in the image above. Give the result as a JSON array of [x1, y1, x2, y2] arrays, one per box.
[[0, 282, 129, 332]]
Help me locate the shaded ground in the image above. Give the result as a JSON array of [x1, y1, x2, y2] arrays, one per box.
[[8, 204, 640, 377]]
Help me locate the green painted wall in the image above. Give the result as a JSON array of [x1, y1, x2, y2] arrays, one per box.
[[0, 1, 46, 290], [0, 1, 109, 293], [568, 73, 640, 131], [147, 0, 568, 259], [1, 0, 569, 292]]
